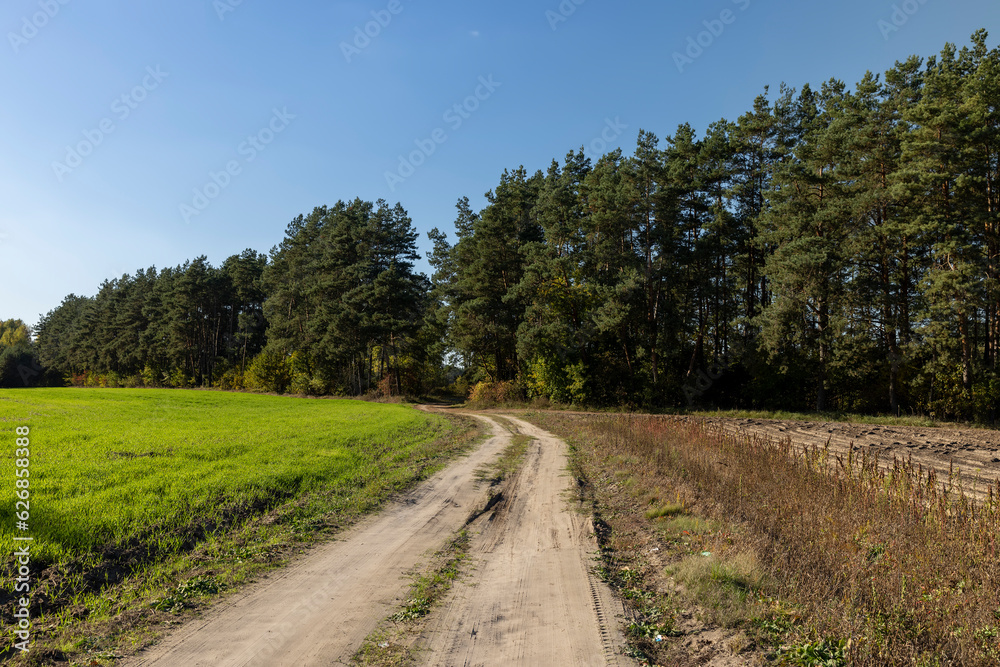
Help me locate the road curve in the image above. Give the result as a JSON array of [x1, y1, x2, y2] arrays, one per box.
[[123, 412, 629, 666], [124, 414, 508, 667], [416, 415, 629, 667]]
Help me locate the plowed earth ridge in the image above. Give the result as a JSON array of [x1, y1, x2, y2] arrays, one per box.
[[688, 415, 1000, 501]]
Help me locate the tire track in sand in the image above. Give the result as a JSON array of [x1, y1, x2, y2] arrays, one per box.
[[417, 415, 629, 667], [124, 414, 508, 667]]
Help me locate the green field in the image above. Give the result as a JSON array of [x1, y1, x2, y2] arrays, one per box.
[[0, 389, 479, 660], [0, 389, 455, 567]]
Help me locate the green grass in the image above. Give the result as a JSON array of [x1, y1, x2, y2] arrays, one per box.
[[475, 432, 531, 485], [390, 529, 471, 623], [0, 388, 479, 663], [667, 550, 771, 626], [644, 503, 685, 520], [0, 389, 450, 565]]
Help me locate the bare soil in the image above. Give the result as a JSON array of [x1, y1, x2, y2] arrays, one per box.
[[123, 414, 509, 666], [686, 416, 1000, 501], [125, 409, 988, 665], [123, 413, 630, 666], [416, 415, 628, 666]]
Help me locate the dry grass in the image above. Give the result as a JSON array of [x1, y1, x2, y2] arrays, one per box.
[[527, 412, 1000, 666]]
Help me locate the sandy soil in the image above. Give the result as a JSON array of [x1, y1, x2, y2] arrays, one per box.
[[416, 415, 629, 666], [123, 415, 510, 666], [122, 408, 990, 666], [123, 413, 630, 666], [688, 415, 1000, 501]]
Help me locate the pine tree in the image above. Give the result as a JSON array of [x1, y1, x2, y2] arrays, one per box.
[[580, 149, 645, 400], [448, 168, 543, 384], [516, 150, 594, 403], [729, 90, 788, 342], [901, 40, 985, 413], [759, 82, 857, 410]]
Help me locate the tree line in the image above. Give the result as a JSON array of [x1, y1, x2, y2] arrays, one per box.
[[25, 200, 434, 396], [15, 32, 1000, 420]]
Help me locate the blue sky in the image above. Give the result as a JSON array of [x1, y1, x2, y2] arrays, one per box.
[[2, 0, 998, 326]]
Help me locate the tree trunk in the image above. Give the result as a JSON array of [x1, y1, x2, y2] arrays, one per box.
[[960, 314, 973, 394], [888, 348, 901, 416], [816, 298, 829, 412]]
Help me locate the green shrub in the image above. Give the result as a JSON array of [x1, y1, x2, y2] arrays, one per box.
[[168, 368, 192, 388], [141, 364, 163, 387], [468, 380, 524, 404], [218, 367, 246, 390], [290, 372, 312, 395], [245, 348, 292, 393]]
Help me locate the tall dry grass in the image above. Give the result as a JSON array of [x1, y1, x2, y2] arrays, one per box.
[[548, 413, 1000, 665]]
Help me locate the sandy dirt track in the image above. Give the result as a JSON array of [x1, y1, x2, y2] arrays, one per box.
[[124, 414, 509, 667], [123, 413, 628, 666], [417, 415, 628, 667]]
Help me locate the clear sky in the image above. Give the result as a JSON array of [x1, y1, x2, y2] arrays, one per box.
[[2, 0, 998, 326]]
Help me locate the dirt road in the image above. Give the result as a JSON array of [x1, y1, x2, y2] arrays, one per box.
[[124, 414, 508, 666], [417, 415, 627, 666], [124, 413, 627, 666]]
